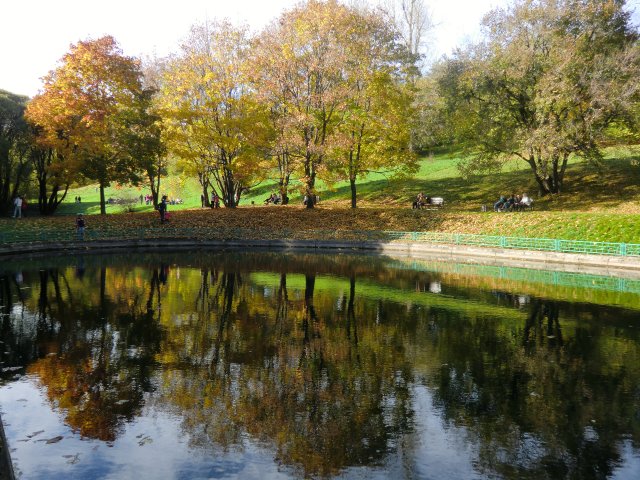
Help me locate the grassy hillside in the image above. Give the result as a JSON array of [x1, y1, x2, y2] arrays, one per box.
[[4, 146, 639, 244], [51, 145, 640, 215]]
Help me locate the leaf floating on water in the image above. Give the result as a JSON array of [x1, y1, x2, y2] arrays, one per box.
[[17, 398, 27, 402], [63, 454, 80, 464], [45, 436, 64, 444], [27, 430, 45, 438], [138, 436, 153, 446], [115, 399, 129, 405]]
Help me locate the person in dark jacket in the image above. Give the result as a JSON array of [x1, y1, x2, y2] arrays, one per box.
[[158, 196, 168, 223]]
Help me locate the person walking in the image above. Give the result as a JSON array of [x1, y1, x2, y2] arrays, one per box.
[[12, 196, 22, 218], [158, 196, 168, 224], [76, 214, 86, 240], [21, 197, 27, 217]]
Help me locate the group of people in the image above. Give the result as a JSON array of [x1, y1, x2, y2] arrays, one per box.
[[12, 196, 27, 218], [73, 196, 82, 203], [412, 192, 432, 209], [493, 193, 533, 212], [199, 194, 221, 208], [264, 192, 282, 205]]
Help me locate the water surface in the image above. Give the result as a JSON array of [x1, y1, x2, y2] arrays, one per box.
[[1, 251, 639, 479]]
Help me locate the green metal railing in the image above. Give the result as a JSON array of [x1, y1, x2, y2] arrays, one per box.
[[383, 231, 639, 257], [0, 227, 638, 258]]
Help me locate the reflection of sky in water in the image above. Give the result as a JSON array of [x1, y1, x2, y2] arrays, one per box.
[[13, 378, 639, 479], [0, 377, 492, 479], [1, 377, 291, 479]]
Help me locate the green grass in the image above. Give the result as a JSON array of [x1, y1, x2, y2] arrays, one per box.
[[54, 176, 208, 215], [50, 145, 640, 214], [318, 146, 640, 211], [5, 145, 640, 245]]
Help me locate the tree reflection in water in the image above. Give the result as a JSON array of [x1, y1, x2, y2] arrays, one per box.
[[0, 252, 639, 478]]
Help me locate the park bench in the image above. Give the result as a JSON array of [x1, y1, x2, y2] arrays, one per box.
[[413, 197, 445, 209], [430, 197, 445, 208]]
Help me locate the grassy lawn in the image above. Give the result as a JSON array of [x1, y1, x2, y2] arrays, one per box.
[[3, 146, 639, 244]]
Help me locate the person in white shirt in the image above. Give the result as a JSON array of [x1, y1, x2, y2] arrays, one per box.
[[12, 196, 22, 218], [520, 193, 532, 209]]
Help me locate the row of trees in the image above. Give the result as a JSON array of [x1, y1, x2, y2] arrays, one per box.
[[1, 0, 423, 215], [1, 0, 638, 216]]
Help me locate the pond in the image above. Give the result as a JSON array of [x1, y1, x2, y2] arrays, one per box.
[[0, 251, 639, 479]]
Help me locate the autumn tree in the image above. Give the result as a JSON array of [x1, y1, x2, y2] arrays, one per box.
[[26, 36, 150, 214], [0, 89, 31, 215], [430, 0, 640, 195], [115, 87, 166, 208], [329, 5, 418, 208], [253, 1, 417, 208], [139, 57, 170, 208], [253, 0, 354, 209], [159, 22, 267, 208]]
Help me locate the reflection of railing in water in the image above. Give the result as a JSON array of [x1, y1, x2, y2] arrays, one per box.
[[1, 227, 639, 257], [388, 259, 640, 295]]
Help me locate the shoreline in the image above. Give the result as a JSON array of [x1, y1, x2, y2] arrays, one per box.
[[1, 238, 639, 279]]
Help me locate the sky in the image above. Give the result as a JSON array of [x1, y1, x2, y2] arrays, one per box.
[[1, 0, 639, 97]]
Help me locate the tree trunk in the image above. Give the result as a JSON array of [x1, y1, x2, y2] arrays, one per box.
[[278, 152, 291, 206], [304, 153, 316, 209], [202, 183, 210, 208], [149, 172, 161, 209], [38, 177, 49, 215], [279, 176, 290, 206], [99, 182, 106, 215], [526, 153, 566, 196], [350, 177, 357, 209]]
